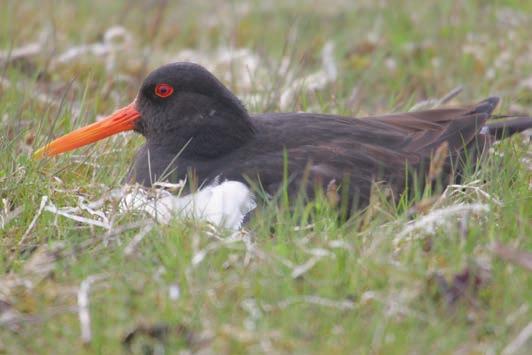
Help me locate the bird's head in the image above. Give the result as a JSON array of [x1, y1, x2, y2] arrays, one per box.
[[34, 62, 251, 159]]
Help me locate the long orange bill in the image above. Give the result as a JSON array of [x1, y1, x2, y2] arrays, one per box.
[[33, 103, 140, 159]]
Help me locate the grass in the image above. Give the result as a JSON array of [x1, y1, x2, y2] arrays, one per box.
[[1, 0, 531, 353]]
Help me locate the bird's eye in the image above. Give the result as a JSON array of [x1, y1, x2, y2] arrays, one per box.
[[155, 83, 174, 98]]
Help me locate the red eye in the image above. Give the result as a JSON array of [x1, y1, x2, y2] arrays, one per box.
[[155, 83, 174, 98]]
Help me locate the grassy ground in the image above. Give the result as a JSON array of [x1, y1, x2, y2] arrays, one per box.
[[1, 0, 531, 353]]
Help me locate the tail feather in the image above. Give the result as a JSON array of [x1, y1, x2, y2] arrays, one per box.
[[470, 96, 500, 116], [485, 117, 532, 139]]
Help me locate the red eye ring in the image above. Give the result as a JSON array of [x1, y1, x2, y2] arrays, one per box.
[[155, 83, 174, 98]]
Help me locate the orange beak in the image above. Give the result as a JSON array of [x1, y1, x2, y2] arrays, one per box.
[[34, 102, 140, 159]]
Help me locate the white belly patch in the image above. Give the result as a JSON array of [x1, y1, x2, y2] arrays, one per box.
[[120, 180, 256, 230]]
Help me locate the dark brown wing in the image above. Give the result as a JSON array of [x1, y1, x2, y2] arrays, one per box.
[[368, 97, 499, 154], [220, 98, 501, 207]]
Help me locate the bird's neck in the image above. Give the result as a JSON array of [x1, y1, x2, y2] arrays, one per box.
[[146, 109, 255, 159]]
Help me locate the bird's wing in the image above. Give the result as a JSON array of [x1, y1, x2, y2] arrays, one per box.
[[221, 98, 500, 204], [367, 97, 499, 154]]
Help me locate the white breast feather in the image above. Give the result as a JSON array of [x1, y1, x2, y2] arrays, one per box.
[[121, 180, 256, 230]]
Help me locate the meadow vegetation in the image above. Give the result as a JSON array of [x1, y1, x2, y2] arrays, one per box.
[[1, 1, 531, 353]]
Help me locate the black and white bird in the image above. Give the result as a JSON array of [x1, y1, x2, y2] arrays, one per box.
[[35, 62, 532, 228]]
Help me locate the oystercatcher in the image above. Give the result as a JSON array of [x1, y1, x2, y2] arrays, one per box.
[[35, 62, 532, 218]]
